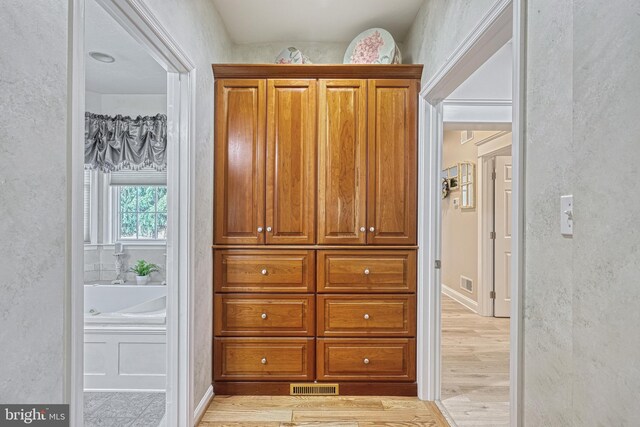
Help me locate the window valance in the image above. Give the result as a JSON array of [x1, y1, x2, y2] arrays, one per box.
[[84, 112, 167, 172]]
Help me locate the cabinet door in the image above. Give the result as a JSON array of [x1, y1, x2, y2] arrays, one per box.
[[367, 80, 418, 245], [266, 80, 316, 244], [318, 80, 368, 245], [214, 79, 266, 245]]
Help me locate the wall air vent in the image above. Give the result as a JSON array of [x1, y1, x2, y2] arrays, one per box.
[[460, 275, 473, 293], [290, 383, 339, 396]]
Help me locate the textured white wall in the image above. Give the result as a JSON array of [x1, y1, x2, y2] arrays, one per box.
[[143, 0, 235, 405], [403, 0, 498, 83], [522, 1, 574, 424], [407, 0, 640, 424], [0, 0, 69, 403], [232, 41, 349, 64]]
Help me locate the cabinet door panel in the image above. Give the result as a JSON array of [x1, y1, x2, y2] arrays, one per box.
[[214, 79, 266, 244], [266, 80, 316, 244], [367, 80, 418, 245], [318, 80, 367, 245]]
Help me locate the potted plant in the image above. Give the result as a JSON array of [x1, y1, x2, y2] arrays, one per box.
[[130, 260, 159, 285]]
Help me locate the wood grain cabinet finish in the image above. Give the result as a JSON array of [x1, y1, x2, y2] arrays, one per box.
[[367, 79, 418, 245], [215, 294, 315, 337], [212, 65, 422, 394], [317, 79, 368, 245], [266, 80, 316, 244], [214, 250, 315, 293], [317, 295, 416, 337], [317, 250, 416, 293], [215, 78, 316, 245], [317, 338, 416, 382], [214, 79, 266, 245], [214, 338, 315, 381]]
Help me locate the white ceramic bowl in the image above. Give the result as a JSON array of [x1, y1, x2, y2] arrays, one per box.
[[344, 28, 401, 64]]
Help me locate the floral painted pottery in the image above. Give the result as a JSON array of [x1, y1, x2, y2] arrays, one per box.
[[275, 47, 312, 64], [344, 28, 401, 64]]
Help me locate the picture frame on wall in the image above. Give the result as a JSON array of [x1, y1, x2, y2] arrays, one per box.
[[442, 164, 459, 190]]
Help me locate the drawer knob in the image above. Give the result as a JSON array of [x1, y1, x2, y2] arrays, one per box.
[[261, 358, 267, 365], [261, 269, 268, 275], [257, 227, 264, 233], [363, 313, 370, 320], [363, 268, 370, 275], [261, 313, 267, 319], [360, 226, 366, 232], [369, 226, 375, 232], [363, 358, 370, 365], [266, 226, 272, 232]]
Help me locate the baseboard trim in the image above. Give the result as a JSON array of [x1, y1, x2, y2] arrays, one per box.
[[442, 284, 478, 313], [193, 384, 214, 426], [214, 382, 417, 396]]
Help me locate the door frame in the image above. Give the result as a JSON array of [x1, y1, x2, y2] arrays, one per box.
[[69, 0, 196, 425], [478, 137, 512, 317], [415, 0, 525, 426]]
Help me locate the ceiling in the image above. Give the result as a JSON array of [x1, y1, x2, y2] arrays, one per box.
[[85, 0, 166, 94], [212, 0, 425, 43]]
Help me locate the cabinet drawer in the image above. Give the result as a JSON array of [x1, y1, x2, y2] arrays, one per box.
[[317, 338, 415, 382], [317, 250, 416, 293], [214, 338, 314, 381], [317, 295, 415, 337], [215, 294, 314, 336], [214, 250, 315, 293]]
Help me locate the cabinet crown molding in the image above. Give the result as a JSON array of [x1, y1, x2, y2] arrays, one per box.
[[212, 64, 423, 80]]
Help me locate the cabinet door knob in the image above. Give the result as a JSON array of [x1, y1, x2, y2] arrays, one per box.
[[266, 226, 272, 232], [363, 358, 370, 365], [261, 313, 267, 319], [261, 358, 267, 365], [261, 269, 268, 275], [369, 227, 375, 232], [257, 227, 264, 233], [363, 313, 370, 320], [363, 268, 370, 275], [360, 226, 366, 232]]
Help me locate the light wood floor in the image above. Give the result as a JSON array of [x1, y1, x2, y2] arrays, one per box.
[[198, 395, 450, 426], [440, 295, 510, 426]]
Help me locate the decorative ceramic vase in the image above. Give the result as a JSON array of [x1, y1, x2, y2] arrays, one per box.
[[344, 28, 401, 64], [136, 275, 150, 285], [275, 47, 312, 64]]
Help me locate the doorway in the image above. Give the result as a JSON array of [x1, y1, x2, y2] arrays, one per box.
[[440, 129, 512, 425], [415, 0, 524, 425], [70, 0, 196, 425]]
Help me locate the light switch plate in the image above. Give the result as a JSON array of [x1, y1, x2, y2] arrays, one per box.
[[561, 195, 573, 236], [453, 198, 459, 209]]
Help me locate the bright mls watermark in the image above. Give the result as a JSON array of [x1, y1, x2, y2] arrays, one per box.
[[0, 405, 69, 426]]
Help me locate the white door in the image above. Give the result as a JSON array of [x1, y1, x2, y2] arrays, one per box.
[[494, 155, 512, 317]]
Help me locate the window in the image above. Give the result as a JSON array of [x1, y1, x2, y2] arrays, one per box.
[[117, 186, 167, 240], [83, 170, 92, 243]]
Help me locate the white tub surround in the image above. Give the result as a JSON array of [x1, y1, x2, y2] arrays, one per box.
[[84, 283, 167, 391]]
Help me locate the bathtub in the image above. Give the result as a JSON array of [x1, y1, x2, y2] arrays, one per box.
[[84, 282, 167, 325], [84, 282, 167, 391]]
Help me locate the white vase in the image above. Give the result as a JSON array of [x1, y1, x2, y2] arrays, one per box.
[[136, 275, 149, 285]]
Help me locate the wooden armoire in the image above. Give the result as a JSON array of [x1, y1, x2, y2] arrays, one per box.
[[212, 64, 422, 396]]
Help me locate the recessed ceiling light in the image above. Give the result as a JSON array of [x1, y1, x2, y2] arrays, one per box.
[[89, 51, 115, 63]]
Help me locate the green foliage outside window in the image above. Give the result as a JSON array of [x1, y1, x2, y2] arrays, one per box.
[[119, 186, 167, 239]]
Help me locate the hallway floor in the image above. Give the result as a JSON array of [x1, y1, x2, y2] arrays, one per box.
[[198, 395, 449, 426], [441, 295, 510, 426]]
